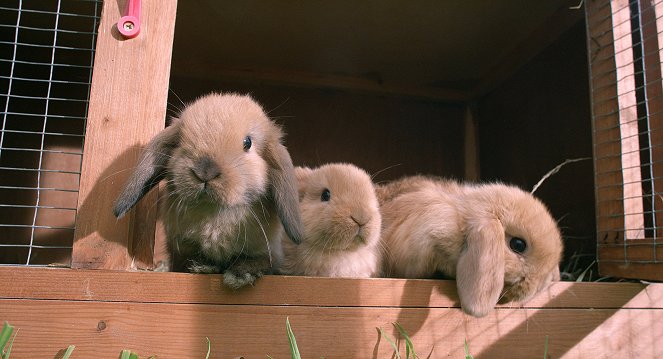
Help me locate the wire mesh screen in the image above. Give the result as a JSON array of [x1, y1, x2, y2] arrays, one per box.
[[0, 0, 101, 266], [588, 0, 663, 280]]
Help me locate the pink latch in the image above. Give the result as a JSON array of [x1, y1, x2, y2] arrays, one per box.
[[118, 0, 141, 39]]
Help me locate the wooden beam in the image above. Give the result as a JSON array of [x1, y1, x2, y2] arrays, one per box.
[[170, 66, 472, 103], [0, 267, 661, 309], [72, 0, 178, 270], [611, 0, 646, 240], [641, 0, 663, 243], [588, 0, 630, 271], [1, 267, 663, 358]]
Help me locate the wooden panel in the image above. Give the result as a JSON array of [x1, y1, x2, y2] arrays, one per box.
[[1, 267, 662, 309], [642, 0, 663, 244], [599, 261, 663, 281], [611, 0, 646, 239], [72, 0, 178, 270], [471, 0, 584, 97], [0, 300, 661, 359], [588, 0, 628, 259]]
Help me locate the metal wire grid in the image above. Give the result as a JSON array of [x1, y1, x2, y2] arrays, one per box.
[[0, 0, 101, 266], [591, 0, 663, 264]]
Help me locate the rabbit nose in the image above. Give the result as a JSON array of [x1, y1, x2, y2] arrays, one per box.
[[192, 156, 221, 182], [351, 215, 369, 227]]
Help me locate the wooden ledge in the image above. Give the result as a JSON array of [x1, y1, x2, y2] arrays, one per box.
[[1, 266, 661, 309], [2, 267, 663, 358]]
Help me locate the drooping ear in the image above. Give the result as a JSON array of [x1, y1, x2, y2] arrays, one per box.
[[113, 121, 181, 218], [293, 166, 313, 200], [456, 218, 505, 317], [265, 141, 304, 244]]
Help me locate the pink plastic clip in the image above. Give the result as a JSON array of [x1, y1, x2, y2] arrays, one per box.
[[118, 0, 141, 39]]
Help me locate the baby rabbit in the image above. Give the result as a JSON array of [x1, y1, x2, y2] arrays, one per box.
[[274, 163, 382, 278], [377, 176, 563, 317], [114, 92, 303, 289]]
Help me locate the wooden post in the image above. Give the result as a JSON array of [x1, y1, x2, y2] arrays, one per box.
[[72, 0, 178, 270], [642, 0, 663, 252], [588, 0, 629, 274]]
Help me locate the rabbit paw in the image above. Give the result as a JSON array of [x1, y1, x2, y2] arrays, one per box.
[[187, 261, 221, 274], [223, 257, 271, 290]]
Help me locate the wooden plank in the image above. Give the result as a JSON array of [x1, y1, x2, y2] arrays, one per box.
[[611, 0, 646, 240], [1, 267, 662, 309], [644, 0, 663, 244], [587, 0, 628, 250], [599, 261, 663, 281], [171, 66, 472, 103], [1, 298, 662, 358], [72, 0, 178, 270]]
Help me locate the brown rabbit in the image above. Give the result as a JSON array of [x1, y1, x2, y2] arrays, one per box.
[[377, 176, 563, 317], [273, 163, 382, 278], [114, 92, 303, 289]]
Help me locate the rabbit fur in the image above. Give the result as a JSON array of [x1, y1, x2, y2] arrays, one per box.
[[274, 163, 382, 278], [113, 92, 304, 289], [377, 175, 563, 317]]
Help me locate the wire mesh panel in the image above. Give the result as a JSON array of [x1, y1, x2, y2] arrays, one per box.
[[0, 0, 101, 266], [587, 0, 663, 280]]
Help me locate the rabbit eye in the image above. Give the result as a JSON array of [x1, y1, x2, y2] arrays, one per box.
[[243, 136, 252, 151], [509, 237, 527, 254], [321, 188, 331, 202]]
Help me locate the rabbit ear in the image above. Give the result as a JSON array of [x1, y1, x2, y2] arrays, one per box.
[[294, 166, 313, 200], [265, 141, 304, 244], [456, 218, 505, 317], [113, 121, 181, 218]]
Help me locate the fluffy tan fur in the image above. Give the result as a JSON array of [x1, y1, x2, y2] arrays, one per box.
[[274, 163, 382, 278], [378, 176, 563, 317], [114, 93, 303, 289]]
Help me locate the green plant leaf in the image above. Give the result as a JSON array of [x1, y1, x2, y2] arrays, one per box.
[[543, 335, 549, 359], [61, 345, 75, 359], [464, 339, 474, 359], [576, 260, 596, 282], [1, 323, 17, 359], [286, 317, 301, 359], [119, 349, 138, 359], [393, 323, 418, 359], [377, 326, 401, 359], [205, 337, 211, 359], [0, 322, 14, 357]]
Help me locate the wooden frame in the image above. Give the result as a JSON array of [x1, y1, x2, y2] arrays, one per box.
[[72, 0, 177, 270], [589, 0, 663, 280], [2, 267, 663, 358], [2, 0, 662, 357]]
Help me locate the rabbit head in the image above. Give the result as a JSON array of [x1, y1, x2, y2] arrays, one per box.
[[456, 183, 563, 317], [113, 92, 303, 245], [295, 163, 381, 252]]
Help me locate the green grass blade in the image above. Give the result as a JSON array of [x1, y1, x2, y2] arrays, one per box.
[[0, 322, 14, 356], [393, 323, 418, 359], [543, 335, 549, 359], [119, 350, 134, 359], [61, 345, 75, 359], [204, 337, 211, 359], [1, 326, 17, 359], [377, 326, 401, 359], [576, 260, 596, 282], [464, 339, 474, 359], [286, 317, 301, 359]]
